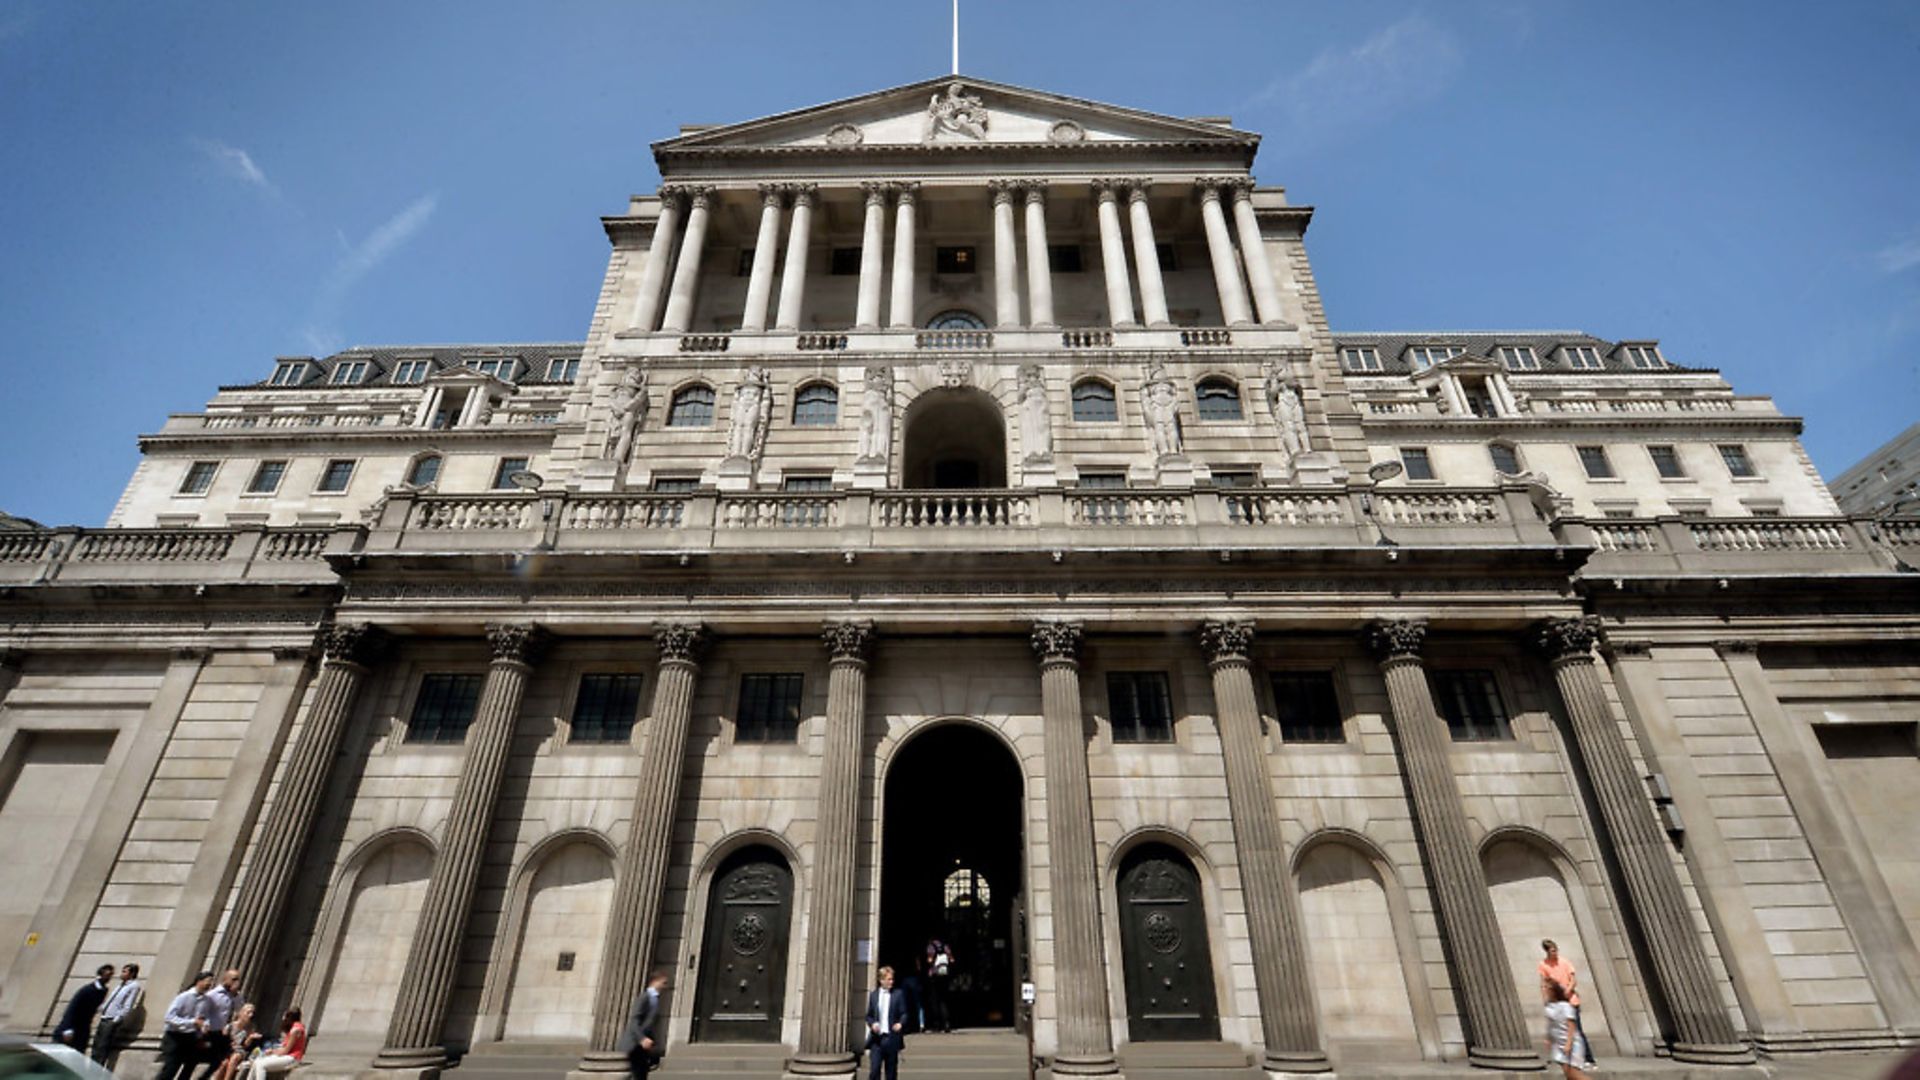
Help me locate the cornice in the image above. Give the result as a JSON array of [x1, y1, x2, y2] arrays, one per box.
[[1357, 415, 1804, 435], [658, 139, 1256, 165], [138, 426, 575, 452]]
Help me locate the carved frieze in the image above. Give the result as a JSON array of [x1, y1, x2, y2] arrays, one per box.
[[825, 122, 864, 147]]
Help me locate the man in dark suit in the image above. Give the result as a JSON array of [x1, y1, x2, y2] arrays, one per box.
[[865, 966, 909, 1080], [53, 965, 115, 1054], [620, 969, 670, 1078]]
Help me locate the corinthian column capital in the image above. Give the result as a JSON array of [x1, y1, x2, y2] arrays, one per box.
[[988, 179, 1021, 205], [485, 623, 548, 666], [1533, 616, 1604, 662], [756, 182, 785, 206], [1199, 618, 1256, 667], [681, 184, 716, 210], [861, 180, 890, 206], [1023, 181, 1048, 205], [1030, 620, 1084, 667], [1364, 618, 1429, 662], [657, 184, 687, 209], [321, 622, 389, 668], [822, 620, 876, 664], [1126, 180, 1154, 205], [653, 621, 710, 665], [788, 183, 819, 208]]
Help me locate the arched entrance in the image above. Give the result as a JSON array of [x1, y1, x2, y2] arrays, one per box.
[[902, 388, 1007, 489], [1116, 844, 1221, 1041], [879, 724, 1025, 1030], [691, 846, 794, 1043]]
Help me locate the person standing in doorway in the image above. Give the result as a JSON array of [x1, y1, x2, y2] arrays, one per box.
[[866, 966, 908, 1080], [1538, 940, 1597, 1070], [156, 971, 216, 1080], [91, 963, 144, 1067], [621, 969, 670, 1078], [920, 939, 954, 1033], [53, 965, 114, 1054]]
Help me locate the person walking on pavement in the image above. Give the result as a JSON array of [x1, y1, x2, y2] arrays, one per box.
[[91, 963, 144, 1068], [1539, 940, 1598, 1071], [53, 965, 114, 1054], [621, 969, 670, 1078], [866, 966, 909, 1080]]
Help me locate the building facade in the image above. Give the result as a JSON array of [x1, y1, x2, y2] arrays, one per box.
[[1833, 420, 1920, 518], [2, 77, 1918, 1078]]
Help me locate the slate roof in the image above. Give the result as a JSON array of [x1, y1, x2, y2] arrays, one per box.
[[234, 343, 586, 390], [1331, 332, 1713, 375]]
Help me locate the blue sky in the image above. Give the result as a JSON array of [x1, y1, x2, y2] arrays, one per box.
[[1, 1, 1916, 525]]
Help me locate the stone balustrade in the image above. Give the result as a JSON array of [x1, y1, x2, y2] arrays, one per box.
[[1573, 515, 1896, 575], [599, 322, 1302, 361], [0, 525, 354, 585]]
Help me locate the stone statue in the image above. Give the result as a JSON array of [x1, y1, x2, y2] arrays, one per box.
[[924, 81, 988, 142], [602, 366, 648, 464], [1142, 360, 1183, 459], [727, 366, 772, 461], [1264, 363, 1311, 462], [857, 365, 894, 463], [1018, 364, 1052, 463]]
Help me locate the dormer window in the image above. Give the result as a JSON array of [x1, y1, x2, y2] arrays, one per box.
[[1407, 346, 1462, 371], [1341, 347, 1382, 372], [1623, 345, 1663, 369], [1565, 346, 1604, 370], [464, 357, 517, 381], [392, 359, 433, 384], [546, 357, 580, 382], [330, 360, 370, 385], [269, 362, 308, 386], [1461, 378, 1498, 418], [1498, 346, 1539, 371]]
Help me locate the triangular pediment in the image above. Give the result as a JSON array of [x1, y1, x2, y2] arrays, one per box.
[[658, 75, 1257, 154]]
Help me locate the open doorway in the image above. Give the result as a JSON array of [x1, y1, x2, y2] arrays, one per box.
[[901, 388, 1007, 489], [878, 724, 1025, 1030]]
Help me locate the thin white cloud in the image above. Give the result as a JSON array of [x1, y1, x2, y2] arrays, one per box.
[[192, 137, 276, 194], [1875, 233, 1920, 275], [300, 193, 440, 354], [1245, 15, 1463, 148]]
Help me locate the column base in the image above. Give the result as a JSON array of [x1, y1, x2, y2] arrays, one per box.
[[565, 1049, 640, 1077], [784, 1050, 860, 1078], [1465, 1045, 1543, 1070], [1261, 1048, 1332, 1074], [364, 1045, 447, 1078], [1049, 1051, 1124, 1077], [1669, 1040, 1757, 1065]]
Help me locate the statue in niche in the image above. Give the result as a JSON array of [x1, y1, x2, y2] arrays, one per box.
[[602, 366, 648, 464], [727, 366, 772, 462], [1263, 362, 1311, 464], [857, 365, 894, 463], [1142, 360, 1184, 459], [924, 81, 989, 142], [1018, 364, 1052, 463]]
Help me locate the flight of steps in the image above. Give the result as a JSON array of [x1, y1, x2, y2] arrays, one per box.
[[445, 1039, 586, 1080], [1117, 1040, 1261, 1080]]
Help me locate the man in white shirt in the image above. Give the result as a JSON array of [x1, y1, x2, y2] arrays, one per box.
[[90, 963, 144, 1067], [865, 966, 908, 1080]]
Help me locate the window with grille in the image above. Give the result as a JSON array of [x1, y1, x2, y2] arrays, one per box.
[[1270, 672, 1344, 743], [247, 461, 287, 494], [1107, 671, 1174, 743], [180, 461, 219, 494], [408, 673, 485, 743], [547, 357, 580, 382], [330, 361, 369, 385], [269, 362, 307, 386], [392, 359, 432, 384], [1194, 378, 1243, 421], [570, 674, 645, 742], [1430, 669, 1512, 740], [317, 459, 356, 492], [737, 673, 804, 742], [1341, 347, 1382, 372], [934, 246, 976, 274], [1400, 447, 1434, 481], [792, 384, 838, 425], [1071, 380, 1118, 422], [1564, 346, 1604, 370], [407, 455, 442, 486], [1648, 445, 1686, 479], [1498, 346, 1539, 371], [668, 385, 715, 427], [1623, 345, 1663, 369], [1718, 444, 1757, 478], [1488, 443, 1520, 475], [1577, 445, 1615, 479], [491, 457, 529, 489]]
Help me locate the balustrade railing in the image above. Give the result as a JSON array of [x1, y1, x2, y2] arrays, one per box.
[[1179, 329, 1232, 346], [71, 530, 235, 562], [562, 496, 686, 530], [720, 494, 842, 529], [1069, 492, 1189, 527], [1221, 492, 1347, 526], [914, 329, 994, 350], [0, 532, 52, 562], [1589, 521, 1660, 552], [412, 496, 535, 531], [679, 334, 730, 353], [1373, 491, 1502, 524], [1688, 519, 1851, 552], [796, 333, 849, 351], [260, 529, 332, 560], [874, 491, 1032, 528], [1061, 329, 1114, 348]]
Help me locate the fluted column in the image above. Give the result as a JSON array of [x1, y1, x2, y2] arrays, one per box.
[[990, 181, 1022, 328], [1126, 184, 1170, 328], [576, 623, 710, 1074], [625, 188, 683, 334], [1198, 621, 1330, 1073], [375, 624, 547, 1073], [217, 624, 387, 984], [775, 185, 817, 331], [888, 184, 918, 329], [1031, 621, 1121, 1077], [1537, 620, 1752, 1062], [741, 185, 785, 332], [1227, 179, 1285, 325], [1091, 181, 1136, 328], [1364, 620, 1539, 1070], [856, 183, 889, 329], [788, 621, 876, 1077], [1196, 182, 1252, 327], [1023, 183, 1056, 328], [660, 186, 714, 334]]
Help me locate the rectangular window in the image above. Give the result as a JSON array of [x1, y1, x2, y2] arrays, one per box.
[[1341, 347, 1382, 372], [1048, 245, 1083, 273], [781, 476, 833, 492], [935, 246, 976, 274], [269, 362, 307, 386], [1271, 672, 1344, 743], [316, 459, 356, 492], [1577, 445, 1615, 479], [1718, 444, 1758, 478], [1400, 447, 1435, 481], [1565, 346, 1604, 370], [1462, 380, 1498, 418], [1210, 470, 1256, 488], [1648, 445, 1686, 479], [1430, 669, 1511, 740], [465, 358, 516, 381], [1623, 345, 1663, 369], [329, 361, 368, 385], [179, 461, 219, 495], [546, 357, 580, 382], [1107, 671, 1175, 744], [1077, 472, 1127, 488], [407, 673, 485, 743], [651, 476, 698, 493], [392, 359, 432, 384], [1498, 346, 1539, 371], [1488, 444, 1520, 475], [1602, 508, 1637, 519], [492, 457, 530, 489], [1408, 346, 1462, 371], [246, 460, 287, 494], [737, 673, 804, 742], [570, 674, 646, 743]]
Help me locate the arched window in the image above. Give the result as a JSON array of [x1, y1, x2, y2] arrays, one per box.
[[927, 309, 988, 331], [1195, 377, 1243, 421], [406, 454, 442, 487], [1070, 379, 1118, 423], [792, 383, 838, 426], [667, 384, 715, 427]]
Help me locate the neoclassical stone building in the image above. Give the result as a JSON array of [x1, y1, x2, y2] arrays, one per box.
[[2, 76, 1917, 1079]]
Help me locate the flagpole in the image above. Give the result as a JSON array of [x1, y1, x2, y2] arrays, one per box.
[[951, 0, 959, 74]]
